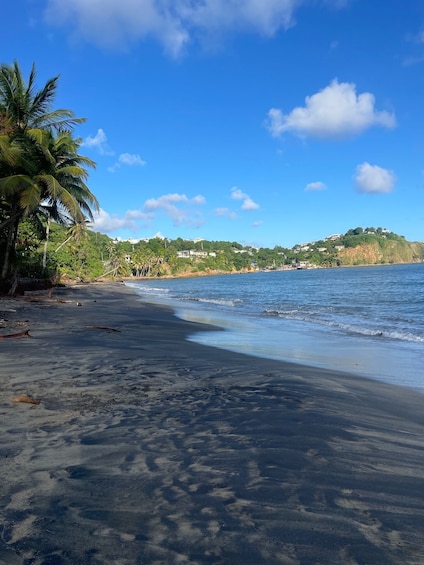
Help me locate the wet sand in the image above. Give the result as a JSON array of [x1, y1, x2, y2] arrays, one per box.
[[1, 282, 424, 564]]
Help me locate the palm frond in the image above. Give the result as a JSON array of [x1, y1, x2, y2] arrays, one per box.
[[18, 182, 42, 215]]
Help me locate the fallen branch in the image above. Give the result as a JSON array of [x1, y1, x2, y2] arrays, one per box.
[[85, 325, 121, 332], [0, 329, 31, 339]]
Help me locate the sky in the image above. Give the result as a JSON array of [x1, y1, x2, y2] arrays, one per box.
[[3, 0, 424, 248]]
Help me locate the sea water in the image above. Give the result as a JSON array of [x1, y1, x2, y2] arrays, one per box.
[[126, 264, 424, 392]]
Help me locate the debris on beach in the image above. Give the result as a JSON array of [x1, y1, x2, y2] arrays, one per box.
[[12, 394, 40, 405], [85, 325, 121, 332], [0, 329, 31, 339]]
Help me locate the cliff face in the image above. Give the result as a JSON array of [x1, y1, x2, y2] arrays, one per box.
[[337, 240, 424, 266]]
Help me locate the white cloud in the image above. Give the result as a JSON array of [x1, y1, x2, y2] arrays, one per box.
[[82, 128, 113, 155], [92, 208, 152, 232], [215, 207, 238, 219], [231, 186, 260, 210], [231, 188, 247, 201], [266, 79, 396, 139], [241, 197, 260, 211], [108, 153, 147, 172], [44, 0, 309, 56], [305, 181, 326, 191], [354, 162, 396, 194], [143, 192, 206, 226], [185, 0, 300, 36], [82, 128, 106, 148], [81, 128, 113, 155], [252, 220, 263, 227], [92, 192, 206, 233], [119, 153, 146, 166]]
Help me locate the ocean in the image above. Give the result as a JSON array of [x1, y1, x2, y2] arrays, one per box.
[[126, 263, 424, 392]]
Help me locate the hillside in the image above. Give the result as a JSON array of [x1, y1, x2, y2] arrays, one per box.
[[337, 240, 424, 266], [334, 230, 424, 266], [4, 222, 424, 290]]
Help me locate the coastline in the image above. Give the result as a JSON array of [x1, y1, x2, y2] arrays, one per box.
[[1, 282, 424, 564]]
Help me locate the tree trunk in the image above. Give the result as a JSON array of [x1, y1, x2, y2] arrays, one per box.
[[42, 214, 51, 271], [55, 234, 72, 253], [1, 206, 20, 280]]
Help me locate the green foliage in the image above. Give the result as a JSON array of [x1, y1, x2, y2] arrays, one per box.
[[0, 60, 98, 287], [36, 224, 424, 280]]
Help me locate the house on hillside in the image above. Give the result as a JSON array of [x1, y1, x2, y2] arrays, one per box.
[[177, 250, 216, 259]]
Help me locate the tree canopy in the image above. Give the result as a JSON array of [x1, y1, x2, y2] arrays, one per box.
[[0, 60, 98, 292]]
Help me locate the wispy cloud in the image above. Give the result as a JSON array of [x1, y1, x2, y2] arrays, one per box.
[[143, 193, 206, 227], [402, 55, 424, 67], [81, 128, 113, 155], [354, 162, 396, 194], [406, 28, 424, 45], [215, 207, 238, 219], [82, 130, 146, 172], [92, 192, 206, 233], [305, 181, 326, 191], [266, 79, 396, 139], [231, 187, 260, 211], [92, 208, 153, 232], [43, 0, 346, 57], [108, 153, 147, 173], [403, 29, 424, 66]]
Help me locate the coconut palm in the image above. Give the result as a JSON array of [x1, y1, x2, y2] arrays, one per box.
[[0, 60, 98, 285], [55, 218, 91, 254], [10, 129, 98, 273], [0, 129, 99, 279], [0, 60, 84, 135]]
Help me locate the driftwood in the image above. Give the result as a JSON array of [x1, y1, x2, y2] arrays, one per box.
[[85, 325, 121, 332], [0, 329, 31, 339], [12, 394, 40, 405]]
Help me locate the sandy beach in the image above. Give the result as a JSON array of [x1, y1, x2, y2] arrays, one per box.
[[1, 282, 424, 565]]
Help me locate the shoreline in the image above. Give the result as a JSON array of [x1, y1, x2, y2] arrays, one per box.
[[1, 282, 424, 564], [126, 271, 424, 394], [121, 259, 424, 283]]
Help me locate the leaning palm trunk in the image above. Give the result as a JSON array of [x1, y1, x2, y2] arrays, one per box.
[[54, 234, 73, 253]]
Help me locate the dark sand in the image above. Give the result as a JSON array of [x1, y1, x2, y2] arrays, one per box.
[[1, 282, 424, 564]]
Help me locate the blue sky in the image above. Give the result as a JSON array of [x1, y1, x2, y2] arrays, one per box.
[[3, 0, 424, 247]]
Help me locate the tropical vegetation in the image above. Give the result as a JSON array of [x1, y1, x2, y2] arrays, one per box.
[[0, 60, 98, 293], [6, 221, 423, 290]]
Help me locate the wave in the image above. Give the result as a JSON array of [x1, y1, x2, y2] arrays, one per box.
[[335, 324, 424, 344], [126, 282, 170, 295], [264, 308, 424, 344], [264, 307, 319, 320], [181, 296, 243, 308]]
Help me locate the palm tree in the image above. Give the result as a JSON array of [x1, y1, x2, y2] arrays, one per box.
[[31, 129, 98, 272], [0, 60, 84, 135], [55, 218, 90, 254], [0, 60, 97, 285]]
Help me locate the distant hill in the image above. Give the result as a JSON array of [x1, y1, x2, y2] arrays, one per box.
[[290, 228, 424, 268], [337, 241, 424, 266], [334, 229, 424, 266]]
